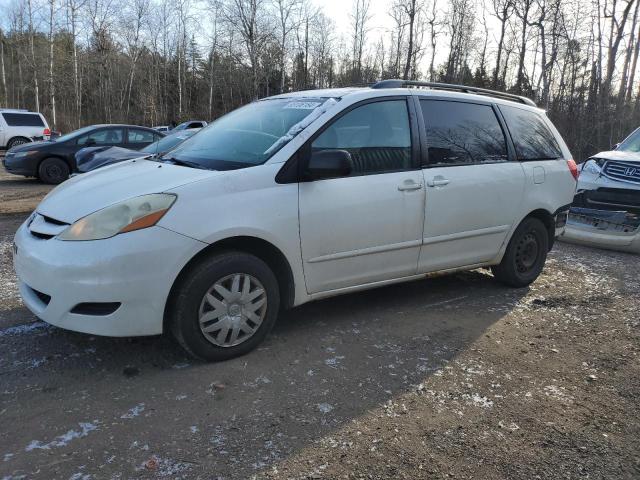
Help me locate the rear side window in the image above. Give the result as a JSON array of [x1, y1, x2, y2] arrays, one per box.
[[2, 113, 45, 127], [500, 105, 562, 160], [77, 128, 124, 145], [312, 100, 412, 175], [128, 129, 155, 144], [420, 100, 508, 166]]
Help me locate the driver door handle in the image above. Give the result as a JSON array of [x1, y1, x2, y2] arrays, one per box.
[[427, 176, 450, 187]]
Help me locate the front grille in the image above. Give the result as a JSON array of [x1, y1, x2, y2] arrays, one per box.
[[28, 213, 69, 239], [582, 187, 640, 213], [603, 161, 640, 184]]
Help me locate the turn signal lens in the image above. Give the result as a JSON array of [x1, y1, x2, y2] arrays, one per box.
[[567, 159, 579, 181], [119, 208, 170, 233]]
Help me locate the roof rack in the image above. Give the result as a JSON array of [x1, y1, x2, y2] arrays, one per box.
[[371, 79, 537, 107]]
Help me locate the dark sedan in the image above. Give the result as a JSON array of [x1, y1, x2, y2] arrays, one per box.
[[75, 128, 200, 173], [2, 124, 164, 184]]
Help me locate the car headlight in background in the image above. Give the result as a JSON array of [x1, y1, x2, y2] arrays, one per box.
[[581, 158, 605, 175], [58, 193, 177, 241]]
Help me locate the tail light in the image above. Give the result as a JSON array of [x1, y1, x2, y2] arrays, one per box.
[[567, 159, 579, 181], [43, 128, 51, 136]]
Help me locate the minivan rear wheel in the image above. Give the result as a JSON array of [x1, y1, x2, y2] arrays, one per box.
[[169, 251, 280, 361], [492, 217, 549, 288], [38, 157, 70, 184]]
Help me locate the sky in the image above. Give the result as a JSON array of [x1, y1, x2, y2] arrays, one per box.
[[0, 0, 456, 73]]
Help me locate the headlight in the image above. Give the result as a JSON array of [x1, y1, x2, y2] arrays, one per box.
[[14, 151, 38, 159], [581, 158, 604, 175], [58, 193, 176, 241]]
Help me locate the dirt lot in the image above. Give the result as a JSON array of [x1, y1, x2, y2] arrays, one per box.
[[0, 154, 54, 214], [0, 178, 639, 479]]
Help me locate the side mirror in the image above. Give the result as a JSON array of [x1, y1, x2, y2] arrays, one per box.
[[86, 138, 97, 146], [305, 149, 352, 180], [612, 143, 620, 150]]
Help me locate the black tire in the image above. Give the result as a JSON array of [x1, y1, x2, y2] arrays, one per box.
[[168, 251, 280, 361], [7, 137, 30, 149], [38, 157, 70, 184], [492, 217, 549, 288]]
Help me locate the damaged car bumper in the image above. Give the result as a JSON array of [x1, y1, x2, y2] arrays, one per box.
[[560, 156, 640, 254], [560, 207, 640, 254]]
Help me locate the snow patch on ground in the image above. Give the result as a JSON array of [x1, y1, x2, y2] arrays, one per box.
[[317, 403, 333, 414], [136, 455, 193, 477], [463, 393, 494, 408], [121, 403, 145, 419], [324, 356, 345, 368], [25, 422, 98, 451], [0, 321, 51, 337]]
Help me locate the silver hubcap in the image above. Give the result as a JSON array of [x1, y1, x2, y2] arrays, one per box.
[[198, 273, 267, 348]]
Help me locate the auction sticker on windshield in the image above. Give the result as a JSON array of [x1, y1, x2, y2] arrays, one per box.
[[284, 101, 322, 109]]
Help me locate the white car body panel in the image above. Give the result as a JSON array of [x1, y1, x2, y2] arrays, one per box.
[[13, 86, 577, 338], [37, 159, 215, 223], [299, 170, 425, 293], [14, 223, 205, 336], [418, 163, 526, 271]]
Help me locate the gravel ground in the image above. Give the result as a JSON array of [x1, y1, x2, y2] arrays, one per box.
[[0, 180, 639, 479], [0, 155, 54, 215]]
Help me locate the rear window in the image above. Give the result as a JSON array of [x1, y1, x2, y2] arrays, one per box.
[[500, 105, 562, 160], [2, 112, 45, 127]]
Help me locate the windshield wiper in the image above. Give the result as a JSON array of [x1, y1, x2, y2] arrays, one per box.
[[159, 156, 208, 170]]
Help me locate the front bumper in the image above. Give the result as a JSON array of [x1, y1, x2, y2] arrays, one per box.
[[13, 221, 205, 336], [3, 152, 38, 176], [560, 207, 640, 254]]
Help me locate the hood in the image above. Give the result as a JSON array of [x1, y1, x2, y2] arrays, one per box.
[[7, 140, 52, 153], [37, 159, 214, 223], [592, 150, 640, 162], [76, 146, 141, 172]]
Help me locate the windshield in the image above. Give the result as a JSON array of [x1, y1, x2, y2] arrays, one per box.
[[165, 97, 336, 170], [617, 128, 640, 152], [53, 125, 96, 143], [142, 130, 198, 155]]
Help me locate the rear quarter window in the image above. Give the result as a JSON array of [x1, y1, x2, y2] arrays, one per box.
[[2, 113, 45, 127], [500, 105, 562, 161]]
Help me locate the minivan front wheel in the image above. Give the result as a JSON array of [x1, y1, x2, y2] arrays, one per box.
[[492, 217, 549, 288], [169, 251, 280, 361]]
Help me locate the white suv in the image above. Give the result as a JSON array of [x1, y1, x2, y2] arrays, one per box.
[[13, 81, 577, 360], [0, 109, 51, 149]]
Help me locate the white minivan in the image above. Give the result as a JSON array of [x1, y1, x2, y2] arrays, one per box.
[[0, 109, 51, 149], [13, 81, 577, 360]]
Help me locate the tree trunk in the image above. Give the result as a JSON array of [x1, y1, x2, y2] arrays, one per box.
[[48, 0, 56, 128], [403, 0, 416, 80], [0, 29, 7, 105], [27, 0, 40, 112]]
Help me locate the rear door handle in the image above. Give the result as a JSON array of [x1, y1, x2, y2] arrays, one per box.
[[398, 180, 424, 191], [427, 177, 450, 187]]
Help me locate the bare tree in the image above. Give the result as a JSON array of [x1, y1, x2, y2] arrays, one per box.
[[350, 0, 371, 82], [0, 29, 7, 105], [223, 0, 271, 98], [274, 0, 300, 92], [491, 0, 514, 88], [26, 0, 40, 112]]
